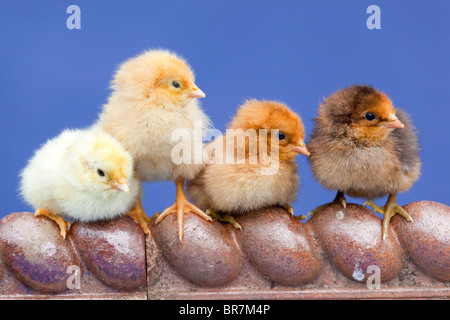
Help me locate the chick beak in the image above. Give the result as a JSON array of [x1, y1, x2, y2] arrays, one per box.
[[382, 114, 404, 129], [187, 86, 206, 98], [291, 141, 310, 156], [111, 177, 129, 193]]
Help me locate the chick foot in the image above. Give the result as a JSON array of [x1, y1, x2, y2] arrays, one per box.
[[35, 208, 71, 240], [206, 208, 241, 230], [282, 204, 307, 220], [155, 179, 212, 241], [306, 191, 347, 218], [364, 193, 413, 240], [127, 197, 151, 234]]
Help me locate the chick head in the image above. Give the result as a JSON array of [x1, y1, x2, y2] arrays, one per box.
[[320, 85, 404, 142], [111, 49, 205, 108], [229, 99, 309, 161], [74, 130, 133, 194]]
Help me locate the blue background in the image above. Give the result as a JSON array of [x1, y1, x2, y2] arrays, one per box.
[[1, 0, 448, 220]]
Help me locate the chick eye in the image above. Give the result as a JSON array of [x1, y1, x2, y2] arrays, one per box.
[[97, 169, 105, 177], [365, 112, 376, 121], [172, 81, 180, 89], [278, 131, 286, 141]]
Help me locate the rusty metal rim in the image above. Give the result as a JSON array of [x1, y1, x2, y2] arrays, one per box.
[[0, 292, 147, 300], [1, 287, 447, 300], [148, 287, 449, 300]]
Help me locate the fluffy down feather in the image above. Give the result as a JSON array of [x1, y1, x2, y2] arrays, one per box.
[[19, 126, 139, 222], [96, 49, 212, 238], [307, 85, 421, 240], [308, 85, 420, 199], [187, 99, 309, 215], [97, 49, 211, 182]]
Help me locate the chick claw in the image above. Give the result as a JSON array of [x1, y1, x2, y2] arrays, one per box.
[[307, 191, 347, 218], [364, 194, 413, 240], [206, 208, 242, 230], [35, 208, 70, 240], [156, 199, 212, 241], [282, 204, 307, 220], [283, 204, 295, 216], [127, 197, 151, 235], [155, 179, 212, 240]]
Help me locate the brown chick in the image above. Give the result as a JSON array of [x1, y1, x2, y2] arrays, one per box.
[[307, 85, 421, 239], [97, 49, 212, 240], [187, 99, 310, 228]]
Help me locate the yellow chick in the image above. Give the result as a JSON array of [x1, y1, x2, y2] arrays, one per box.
[[187, 99, 310, 228], [97, 49, 212, 240], [19, 126, 140, 239]]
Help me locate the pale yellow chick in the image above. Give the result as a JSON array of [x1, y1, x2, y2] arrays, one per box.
[[97, 49, 211, 240], [19, 126, 140, 239]]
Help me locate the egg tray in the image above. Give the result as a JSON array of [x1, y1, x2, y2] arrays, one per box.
[[0, 201, 448, 300]]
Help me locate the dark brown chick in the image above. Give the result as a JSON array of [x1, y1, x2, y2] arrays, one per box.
[[307, 85, 420, 239]]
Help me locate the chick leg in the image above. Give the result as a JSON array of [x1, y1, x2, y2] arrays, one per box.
[[35, 208, 70, 240], [306, 191, 347, 218], [126, 196, 151, 234], [364, 193, 413, 240], [206, 208, 242, 230], [155, 179, 212, 241]]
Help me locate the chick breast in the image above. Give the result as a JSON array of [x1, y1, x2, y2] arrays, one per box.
[[204, 162, 299, 214], [99, 93, 209, 182], [19, 128, 140, 222], [308, 109, 420, 199], [187, 137, 300, 215]]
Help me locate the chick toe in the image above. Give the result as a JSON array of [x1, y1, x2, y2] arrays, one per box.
[[283, 204, 295, 216], [363, 199, 385, 214], [307, 191, 347, 217], [126, 197, 151, 234], [156, 179, 212, 241], [156, 200, 211, 241], [206, 209, 242, 230], [35, 208, 70, 240], [155, 203, 176, 224], [282, 204, 307, 220], [395, 204, 414, 222], [365, 194, 413, 240]]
